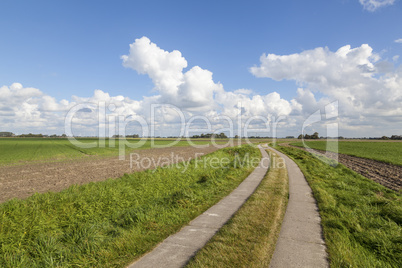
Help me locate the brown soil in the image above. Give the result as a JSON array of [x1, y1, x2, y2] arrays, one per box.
[[281, 143, 402, 192], [0, 146, 221, 204]]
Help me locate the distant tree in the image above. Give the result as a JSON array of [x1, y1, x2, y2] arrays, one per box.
[[217, 132, 228, 138], [301, 132, 319, 139], [196, 133, 228, 139], [0, 132, 14, 137], [381, 136, 389, 140], [19, 133, 43, 138], [126, 134, 140, 138]]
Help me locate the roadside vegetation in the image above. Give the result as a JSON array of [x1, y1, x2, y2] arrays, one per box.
[[275, 145, 401, 267], [0, 138, 228, 166], [291, 140, 402, 166], [186, 149, 288, 267], [0, 145, 260, 267]]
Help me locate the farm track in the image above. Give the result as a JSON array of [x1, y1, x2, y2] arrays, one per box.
[[281, 143, 402, 192], [0, 146, 221, 203]]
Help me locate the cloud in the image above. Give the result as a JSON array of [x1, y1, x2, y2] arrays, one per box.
[[250, 43, 402, 133], [1, 37, 294, 137], [120, 36, 293, 130], [4, 37, 402, 137], [395, 39, 402, 43], [250, 44, 378, 82], [359, 0, 395, 11], [0, 83, 72, 131], [0, 83, 146, 135], [121, 36, 223, 111]]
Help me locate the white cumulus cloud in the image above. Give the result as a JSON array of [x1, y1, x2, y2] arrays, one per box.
[[395, 39, 402, 43], [121, 36, 223, 111], [1, 37, 295, 137], [121, 36, 293, 127], [0, 83, 72, 131], [250, 44, 402, 133], [359, 0, 395, 11]]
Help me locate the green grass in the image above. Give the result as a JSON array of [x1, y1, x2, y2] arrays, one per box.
[[0, 138, 226, 166], [275, 145, 401, 268], [186, 149, 288, 267], [290, 140, 402, 166], [0, 145, 260, 267]]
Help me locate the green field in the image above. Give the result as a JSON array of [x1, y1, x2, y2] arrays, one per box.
[[275, 145, 401, 267], [290, 140, 402, 166], [0, 138, 227, 166], [0, 145, 260, 267]]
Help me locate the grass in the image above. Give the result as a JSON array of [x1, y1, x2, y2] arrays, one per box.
[[0, 138, 227, 166], [274, 145, 401, 268], [186, 149, 288, 267], [0, 145, 260, 267], [290, 140, 402, 166]]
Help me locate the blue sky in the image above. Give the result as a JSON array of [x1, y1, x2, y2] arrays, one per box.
[[1, 0, 402, 137]]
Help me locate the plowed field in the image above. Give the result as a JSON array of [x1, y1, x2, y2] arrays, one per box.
[[0, 146, 220, 203]]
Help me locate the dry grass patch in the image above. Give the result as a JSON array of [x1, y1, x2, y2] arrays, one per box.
[[186, 149, 289, 267]]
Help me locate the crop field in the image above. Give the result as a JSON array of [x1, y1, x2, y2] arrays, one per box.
[[0, 137, 255, 203], [290, 140, 402, 166], [0, 138, 228, 166], [275, 145, 401, 267], [0, 145, 260, 267], [288, 140, 402, 191]]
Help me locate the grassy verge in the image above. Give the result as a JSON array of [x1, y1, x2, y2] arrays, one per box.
[[0, 145, 260, 267], [274, 145, 401, 268], [186, 149, 289, 267], [290, 140, 402, 166]]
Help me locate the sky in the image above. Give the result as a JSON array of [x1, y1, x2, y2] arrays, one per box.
[[0, 0, 401, 137]]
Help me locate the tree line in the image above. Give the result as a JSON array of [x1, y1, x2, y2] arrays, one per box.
[[191, 133, 228, 139], [297, 132, 320, 139]]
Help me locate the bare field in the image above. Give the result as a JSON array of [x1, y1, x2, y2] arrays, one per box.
[[0, 146, 220, 203], [281, 143, 402, 191], [338, 152, 402, 191]]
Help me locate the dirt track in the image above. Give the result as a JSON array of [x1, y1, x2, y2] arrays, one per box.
[[0, 146, 220, 203], [282, 144, 402, 192]]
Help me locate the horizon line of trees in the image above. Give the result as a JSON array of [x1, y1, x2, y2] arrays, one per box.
[[298, 132, 320, 139], [381, 135, 402, 140], [191, 133, 228, 139], [0, 132, 68, 138], [2, 131, 402, 140]]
